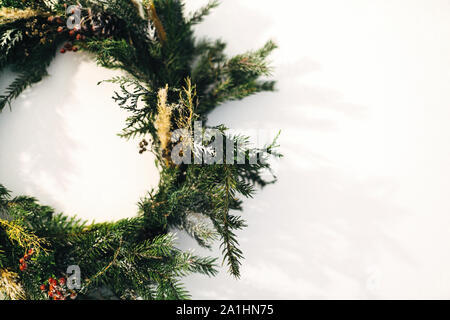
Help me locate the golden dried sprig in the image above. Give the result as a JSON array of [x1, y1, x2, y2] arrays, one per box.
[[170, 78, 198, 164], [156, 85, 172, 155], [0, 219, 48, 255], [176, 78, 196, 130], [0, 8, 47, 24], [0, 269, 25, 300], [155, 80, 198, 166]]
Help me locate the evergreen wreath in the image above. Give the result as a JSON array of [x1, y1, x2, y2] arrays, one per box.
[[0, 0, 280, 300]]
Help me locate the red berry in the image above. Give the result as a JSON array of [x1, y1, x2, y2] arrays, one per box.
[[76, 34, 82, 41], [40, 284, 46, 291], [59, 277, 66, 285], [28, 248, 34, 255], [19, 263, 26, 271], [48, 277, 57, 285], [23, 254, 29, 260], [48, 291, 54, 297], [69, 30, 75, 37], [47, 16, 54, 23], [19, 258, 24, 264], [60, 48, 66, 54]]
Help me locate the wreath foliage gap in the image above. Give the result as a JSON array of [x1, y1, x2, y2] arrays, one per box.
[[0, 0, 280, 300]]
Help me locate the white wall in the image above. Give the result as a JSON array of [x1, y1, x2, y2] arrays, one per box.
[[179, 0, 450, 299], [1, 0, 450, 299], [0, 54, 159, 223]]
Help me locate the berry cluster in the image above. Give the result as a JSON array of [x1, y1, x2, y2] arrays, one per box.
[[59, 41, 79, 54], [23, 18, 56, 46], [139, 139, 149, 154], [18, 248, 34, 272], [40, 277, 77, 300], [47, 15, 82, 54]]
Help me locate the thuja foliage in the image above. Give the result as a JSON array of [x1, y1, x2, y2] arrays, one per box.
[[0, 0, 280, 299]]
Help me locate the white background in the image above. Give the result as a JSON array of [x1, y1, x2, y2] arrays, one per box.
[[2, 0, 450, 299], [0, 56, 159, 222]]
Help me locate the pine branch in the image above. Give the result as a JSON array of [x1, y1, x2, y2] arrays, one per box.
[[0, 249, 5, 268], [0, 67, 45, 111], [186, 0, 219, 25], [0, 219, 48, 254], [194, 40, 277, 115], [98, 76, 159, 140], [216, 165, 244, 278], [182, 218, 217, 249]]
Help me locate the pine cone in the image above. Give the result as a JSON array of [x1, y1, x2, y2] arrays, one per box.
[[80, 9, 123, 38]]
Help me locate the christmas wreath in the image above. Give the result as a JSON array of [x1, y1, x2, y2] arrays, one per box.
[[0, 0, 280, 300]]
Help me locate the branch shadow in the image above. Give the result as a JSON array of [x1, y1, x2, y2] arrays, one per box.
[[0, 53, 84, 211], [178, 56, 414, 299], [0, 52, 159, 222]]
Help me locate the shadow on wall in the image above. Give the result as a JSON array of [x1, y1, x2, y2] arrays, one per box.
[[0, 52, 159, 222], [0, 54, 88, 210], [179, 53, 413, 298]]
